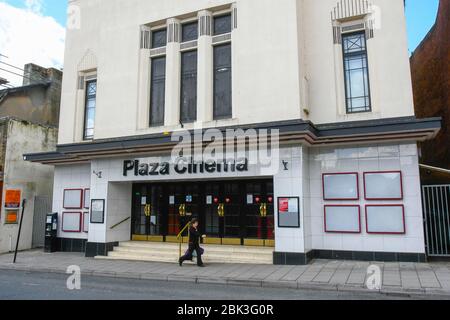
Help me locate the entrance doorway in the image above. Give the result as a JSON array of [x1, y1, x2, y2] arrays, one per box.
[[131, 179, 274, 246]]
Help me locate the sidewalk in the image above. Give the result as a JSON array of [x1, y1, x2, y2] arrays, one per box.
[[1, 250, 450, 298]]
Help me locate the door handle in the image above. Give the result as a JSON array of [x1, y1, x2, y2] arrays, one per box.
[[144, 204, 151, 217], [259, 203, 267, 217], [179, 204, 186, 217], [217, 204, 225, 217]]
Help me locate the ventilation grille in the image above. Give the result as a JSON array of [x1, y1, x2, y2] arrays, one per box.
[[181, 40, 198, 50], [331, 0, 371, 20], [199, 15, 212, 36], [168, 22, 181, 43], [212, 33, 231, 44], [150, 47, 166, 57]]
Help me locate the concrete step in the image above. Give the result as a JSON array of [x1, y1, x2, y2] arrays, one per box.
[[112, 247, 272, 260], [115, 244, 273, 257], [99, 251, 272, 265], [119, 241, 274, 254], [94, 241, 274, 265]]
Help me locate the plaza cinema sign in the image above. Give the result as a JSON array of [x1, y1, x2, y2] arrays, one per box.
[[123, 158, 249, 177]]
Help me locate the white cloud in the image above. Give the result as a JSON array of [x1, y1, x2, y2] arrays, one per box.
[[0, 1, 65, 87], [25, 0, 43, 14]]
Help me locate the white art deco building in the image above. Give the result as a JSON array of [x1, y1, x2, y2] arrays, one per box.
[[25, 0, 441, 264]]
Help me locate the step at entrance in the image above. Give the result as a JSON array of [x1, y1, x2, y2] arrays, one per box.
[[95, 241, 274, 265]]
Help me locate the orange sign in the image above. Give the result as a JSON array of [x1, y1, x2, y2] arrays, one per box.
[[5, 211, 18, 224], [5, 190, 21, 208]]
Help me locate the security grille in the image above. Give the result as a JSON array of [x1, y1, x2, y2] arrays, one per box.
[[422, 185, 450, 257], [32, 196, 52, 248]]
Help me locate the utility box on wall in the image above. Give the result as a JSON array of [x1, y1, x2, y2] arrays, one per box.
[[44, 212, 58, 253]]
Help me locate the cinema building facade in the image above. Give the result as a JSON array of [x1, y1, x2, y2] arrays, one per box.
[[25, 0, 441, 264]]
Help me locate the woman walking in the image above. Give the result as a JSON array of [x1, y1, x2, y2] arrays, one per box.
[[179, 218, 206, 267]]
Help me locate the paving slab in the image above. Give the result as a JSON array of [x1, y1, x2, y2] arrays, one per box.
[[1, 250, 450, 297]]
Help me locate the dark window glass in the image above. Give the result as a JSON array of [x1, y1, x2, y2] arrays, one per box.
[[151, 29, 167, 48], [180, 50, 197, 123], [84, 80, 96, 140], [150, 57, 166, 126], [182, 22, 198, 42], [342, 32, 371, 113], [213, 14, 232, 35], [213, 43, 232, 120]]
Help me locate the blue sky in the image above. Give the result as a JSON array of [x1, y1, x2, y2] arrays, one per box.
[[405, 0, 440, 52], [2, 0, 67, 25]]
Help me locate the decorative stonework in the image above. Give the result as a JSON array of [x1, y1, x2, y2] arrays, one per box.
[[331, 0, 375, 44], [331, 0, 372, 20], [167, 18, 181, 43], [232, 3, 238, 30], [140, 26, 151, 49], [198, 10, 212, 36], [77, 49, 97, 72]]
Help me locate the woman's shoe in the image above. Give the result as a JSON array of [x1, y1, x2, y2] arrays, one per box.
[[179, 258, 183, 266]]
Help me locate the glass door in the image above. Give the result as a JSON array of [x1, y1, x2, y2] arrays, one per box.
[[131, 184, 164, 240], [243, 180, 274, 242], [223, 182, 243, 241], [204, 182, 222, 238]]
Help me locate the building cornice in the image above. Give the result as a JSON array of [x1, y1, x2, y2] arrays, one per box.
[[23, 116, 442, 165]]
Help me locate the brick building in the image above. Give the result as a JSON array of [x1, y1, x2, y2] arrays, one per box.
[[410, 0, 450, 180]]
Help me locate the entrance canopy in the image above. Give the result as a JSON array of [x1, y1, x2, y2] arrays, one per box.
[[23, 117, 441, 165]]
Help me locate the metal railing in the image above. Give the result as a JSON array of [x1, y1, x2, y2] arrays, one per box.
[[422, 185, 450, 257], [110, 217, 131, 230], [177, 222, 191, 258]]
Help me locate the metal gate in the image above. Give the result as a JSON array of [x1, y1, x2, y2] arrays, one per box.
[[422, 185, 450, 257], [32, 196, 52, 248]]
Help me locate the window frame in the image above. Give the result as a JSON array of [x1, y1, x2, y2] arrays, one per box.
[[149, 55, 166, 127], [151, 28, 167, 49], [83, 79, 97, 141], [341, 31, 372, 114], [181, 21, 199, 43], [213, 42, 232, 120], [180, 49, 198, 123], [213, 13, 232, 36]]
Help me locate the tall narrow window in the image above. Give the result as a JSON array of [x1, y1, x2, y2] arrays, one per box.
[[342, 32, 371, 113], [213, 44, 232, 120], [180, 50, 197, 123], [150, 57, 166, 126], [83, 80, 96, 140]]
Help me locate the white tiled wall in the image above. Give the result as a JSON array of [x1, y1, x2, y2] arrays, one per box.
[[105, 182, 132, 243], [53, 164, 91, 239], [52, 143, 425, 255], [306, 142, 425, 254], [272, 146, 305, 253]]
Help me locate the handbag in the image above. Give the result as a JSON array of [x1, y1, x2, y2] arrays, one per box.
[[192, 247, 204, 257], [183, 249, 193, 261]]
